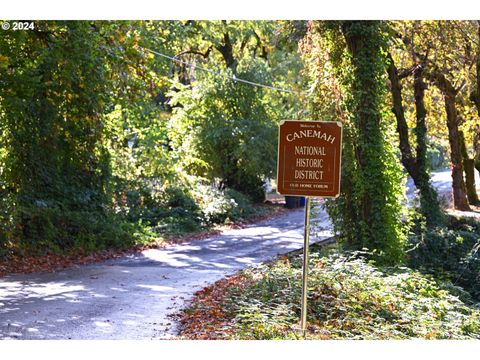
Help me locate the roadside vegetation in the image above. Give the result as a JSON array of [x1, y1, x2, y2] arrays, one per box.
[[1, 20, 480, 339], [0, 21, 303, 264], [180, 214, 480, 340]]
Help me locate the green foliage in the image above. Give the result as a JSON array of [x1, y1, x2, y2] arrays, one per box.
[[0, 21, 128, 255], [168, 58, 278, 203], [218, 250, 480, 339], [117, 173, 268, 239], [408, 215, 480, 301], [1, 22, 110, 200], [193, 186, 265, 226], [426, 139, 450, 170], [304, 21, 407, 265], [11, 206, 137, 255], [1, 20, 301, 257], [0, 21, 180, 256], [141, 185, 204, 236]]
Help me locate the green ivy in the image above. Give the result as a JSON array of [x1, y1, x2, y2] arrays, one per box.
[[309, 21, 407, 265], [0, 22, 138, 254], [187, 249, 480, 339], [167, 57, 278, 203]]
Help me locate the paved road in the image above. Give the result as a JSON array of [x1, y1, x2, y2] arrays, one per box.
[[406, 169, 480, 207], [0, 206, 332, 339], [1, 169, 477, 340]]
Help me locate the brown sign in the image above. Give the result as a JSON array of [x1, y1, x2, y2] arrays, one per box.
[[277, 120, 342, 198]]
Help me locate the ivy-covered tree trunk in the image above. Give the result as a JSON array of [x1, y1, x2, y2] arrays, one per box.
[[445, 97, 471, 211], [475, 125, 480, 175], [387, 56, 415, 174], [473, 24, 480, 175], [412, 66, 444, 215], [428, 70, 471, 211], [459, 132, 480, 205], [387, 56, 442, 225], [337, 21, 406, 264]]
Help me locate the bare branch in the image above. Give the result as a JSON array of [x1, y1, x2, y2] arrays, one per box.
[[455, 78, 467, 93], [174, 47, 212, 60], [398, 64, 421, 79], [452, 20, 479, 47]]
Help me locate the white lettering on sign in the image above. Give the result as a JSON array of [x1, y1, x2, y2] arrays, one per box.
[[295, 158, 324, 168], [286, 130, 336, 144], [294, 146, 326, 156], [294, 170, 324, 180]]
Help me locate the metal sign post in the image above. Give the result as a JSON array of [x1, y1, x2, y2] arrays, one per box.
[[300, 196, 312, 333], [276, 120, 343, 334]]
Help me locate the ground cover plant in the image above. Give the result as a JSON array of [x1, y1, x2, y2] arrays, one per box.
[[407, 214, 480, 301], [180, 244, 480, 340]]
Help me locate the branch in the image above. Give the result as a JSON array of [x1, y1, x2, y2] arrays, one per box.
[[252, 30, 268, 59], [452, 20, 479, 47], [398, 64, 421, 79], [215, 32, 237, 70], [174, 47, 212, 60], [401, 34, 457, 95], [454, 78, 467, 93], [386, 53, 417, 174]]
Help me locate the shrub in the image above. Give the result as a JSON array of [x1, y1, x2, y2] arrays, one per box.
[[191, 184, 265, 226], [122, 180, 267, 240], [131, 185, 204, 236], [219, 250, 480, 339], [11, 205, 136, 255], [407, 215, 480, 301]]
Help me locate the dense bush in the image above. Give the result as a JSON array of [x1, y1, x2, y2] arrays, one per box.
[[193, 186, 265, 226], [0, 22, 140, 258], [167, 58, 278, 204], [145, 186, 205, 235], [1, 181, 268, 257], [407, 215, 480, 301], [0, 187, 13, 258], [116, 178, 268, 240], [7, 206, 136, 256], [204, 250, 480, 339]]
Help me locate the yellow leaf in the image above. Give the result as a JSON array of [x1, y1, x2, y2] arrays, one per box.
[[0, 54, 9, 69]]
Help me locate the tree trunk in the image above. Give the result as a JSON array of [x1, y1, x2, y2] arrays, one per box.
[[460, 131, 480, 205], [464, 158, 479, 205], [387, 55, 442, 224], [341, 21, 406, 264], [445, 95, 471, 210], [387, 55, 416, 173], [413, 66, 428, 175], [473, 24, 480, 175], [429, 70, 471, 211], [412, 65, 443, 220], [216, 31, 237, 72], [474, 124, 480, 174]]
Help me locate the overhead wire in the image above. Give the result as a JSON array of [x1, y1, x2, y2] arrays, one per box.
[[141, 47, 308, 95]]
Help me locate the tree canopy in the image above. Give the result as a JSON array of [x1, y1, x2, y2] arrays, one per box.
[[1, 20, 479, 266]]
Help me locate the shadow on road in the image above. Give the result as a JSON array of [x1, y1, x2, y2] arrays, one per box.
[[0, 208, 332, 339]]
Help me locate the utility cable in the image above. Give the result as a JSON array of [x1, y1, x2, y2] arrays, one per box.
[[142, 47, 308, 95]]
